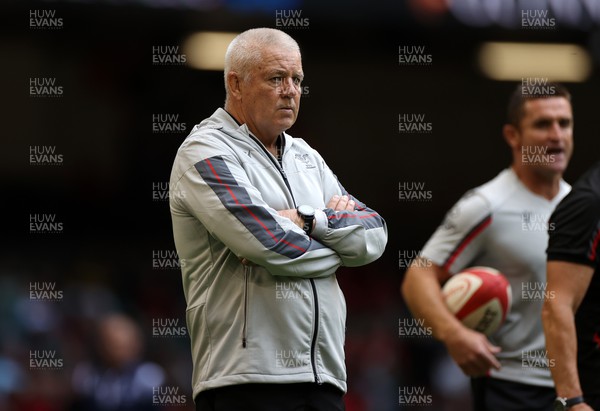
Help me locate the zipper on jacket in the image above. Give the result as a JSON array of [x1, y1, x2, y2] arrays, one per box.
[[309, 278, 321, 384], [245, 132, 321, 378], [236, 134, 294, 350], [247, 133, 297, 207], [242, 265, 249, 348]]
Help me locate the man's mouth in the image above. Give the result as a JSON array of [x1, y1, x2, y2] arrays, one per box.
[[547, 147, 564, 155]]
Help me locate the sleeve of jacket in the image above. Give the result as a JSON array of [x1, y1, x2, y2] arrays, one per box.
[[171, 136, 342, 278], [309, 154, 388, 267], [420, 190, 492, 274]]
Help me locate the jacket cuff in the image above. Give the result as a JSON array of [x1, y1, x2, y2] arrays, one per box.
[[311, 208, 328, 239]]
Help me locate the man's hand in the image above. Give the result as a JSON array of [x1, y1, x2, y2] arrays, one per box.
[[403, 262, 501, 377], [277, 195, 355, 232], [327, 195, 355, 211], [443, 326, 502, 376]]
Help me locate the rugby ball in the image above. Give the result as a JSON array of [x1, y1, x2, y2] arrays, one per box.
[[442, 267, 512, 336]]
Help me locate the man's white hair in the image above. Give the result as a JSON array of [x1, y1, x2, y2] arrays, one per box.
[[224, 28, 301, 105]]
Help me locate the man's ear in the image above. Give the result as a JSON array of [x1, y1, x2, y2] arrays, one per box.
[[503, 123, 520, 151], [227, 72, 242, 100]]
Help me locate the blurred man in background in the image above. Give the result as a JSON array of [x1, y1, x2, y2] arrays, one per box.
[[70, 314, 165, 411], [169, 28, 387, 411], [544, 161, 600, 411], [402, 83, 573, 410]]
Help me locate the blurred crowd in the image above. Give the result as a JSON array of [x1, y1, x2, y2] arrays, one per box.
[[0, 259, 470, 411]]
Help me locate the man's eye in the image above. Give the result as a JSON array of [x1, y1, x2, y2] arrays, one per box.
[[534, 120, 550, 129], [293, 77, 302, 85], [559, 119, 571, 128]]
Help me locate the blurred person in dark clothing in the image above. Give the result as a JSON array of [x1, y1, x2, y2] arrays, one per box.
[[69, 314, 165, 411], [544, 161, 600, 411]]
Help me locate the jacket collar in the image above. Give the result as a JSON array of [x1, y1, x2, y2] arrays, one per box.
[[204, 107, 294, 152]]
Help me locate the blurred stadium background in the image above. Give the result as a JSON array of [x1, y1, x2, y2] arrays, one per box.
[[2, 0, 599, 410]]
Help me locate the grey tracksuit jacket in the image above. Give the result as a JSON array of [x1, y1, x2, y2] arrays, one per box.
[[169, 108, 387, 399]]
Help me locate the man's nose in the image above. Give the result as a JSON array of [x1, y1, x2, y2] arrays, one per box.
[[547, 121, 562, 141]]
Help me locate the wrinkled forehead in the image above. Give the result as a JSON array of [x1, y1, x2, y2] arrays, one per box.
[[254, 45, 303, 74]]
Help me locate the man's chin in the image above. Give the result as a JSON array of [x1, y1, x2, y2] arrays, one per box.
[[276, 119, 296, 132], [536, 162, 568, 179]]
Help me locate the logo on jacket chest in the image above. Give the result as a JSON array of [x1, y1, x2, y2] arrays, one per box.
[[294, 154, 316, 169]]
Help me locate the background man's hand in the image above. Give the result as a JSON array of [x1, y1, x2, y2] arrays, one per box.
[[444, 326, 501, 376]]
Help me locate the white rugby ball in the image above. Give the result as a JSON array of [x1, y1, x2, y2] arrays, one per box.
[[442, 266, 512, 336]]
